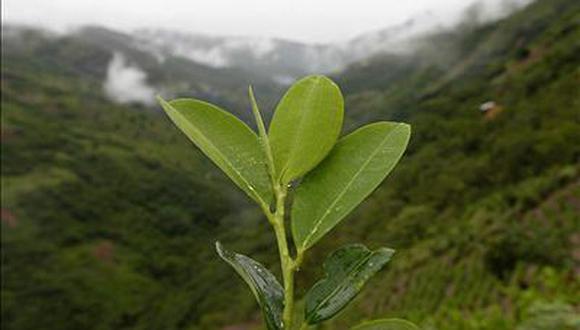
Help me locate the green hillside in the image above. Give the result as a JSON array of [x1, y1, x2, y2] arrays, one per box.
[[2, 0, 579, 329]]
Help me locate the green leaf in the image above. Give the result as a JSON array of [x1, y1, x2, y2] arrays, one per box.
[[305, 244, 395, 324], [268, 75, 344, 184], [159, 97, 273, 207], [351, 318, 420, 330], [215, 242, 284, 330], [292, 122, 410, 250]]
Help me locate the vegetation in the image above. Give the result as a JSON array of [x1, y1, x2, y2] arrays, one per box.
[[2, 0, 579, 329]]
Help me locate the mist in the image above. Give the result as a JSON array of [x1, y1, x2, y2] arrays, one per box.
[[103, 53, 156, 105], [3, 0, 536, 44]]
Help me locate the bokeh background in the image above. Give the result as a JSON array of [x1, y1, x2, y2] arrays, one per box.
[[1, 0, 579, 329]]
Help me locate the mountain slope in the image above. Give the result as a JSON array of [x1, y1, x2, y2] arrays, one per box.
[[1, 41, 278, 329], [319, 0, 580, 327]]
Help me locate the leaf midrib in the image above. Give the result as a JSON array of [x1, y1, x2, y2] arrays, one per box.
[[301, 124, 405, 249]]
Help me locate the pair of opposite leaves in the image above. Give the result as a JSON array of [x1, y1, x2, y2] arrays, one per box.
[[216, 241, 410, 329], [159, 75, 411, 253]]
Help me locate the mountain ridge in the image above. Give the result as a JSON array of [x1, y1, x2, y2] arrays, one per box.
[[2, 0, 533, 87]]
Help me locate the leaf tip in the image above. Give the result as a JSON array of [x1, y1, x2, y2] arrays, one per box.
[[157, 95, 174, 116], [399, 122, 411, 130], [156, 95, 168, 105], [379, 247, 396, 258], [215, 241, 225, 257]]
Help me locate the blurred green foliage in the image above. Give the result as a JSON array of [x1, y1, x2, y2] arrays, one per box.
[[2, 0, 579, 329]]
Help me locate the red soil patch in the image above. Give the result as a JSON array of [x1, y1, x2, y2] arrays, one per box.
[[1, 208, 18, 227], [92, 240, 115, 264]]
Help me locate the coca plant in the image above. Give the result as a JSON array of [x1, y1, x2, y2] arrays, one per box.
[[158, 75, 418, 330]]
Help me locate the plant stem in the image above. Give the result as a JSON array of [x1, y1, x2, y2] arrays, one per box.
[[270, 185, 306, 329], [250, 92, 303, 329], [270, 184, 297, 329]]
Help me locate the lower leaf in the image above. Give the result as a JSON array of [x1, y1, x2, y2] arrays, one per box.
[[305, 244, 395, 324], [215, 242, 284, 330]]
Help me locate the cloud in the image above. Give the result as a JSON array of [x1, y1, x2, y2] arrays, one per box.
[[103, 52, 156, 105]]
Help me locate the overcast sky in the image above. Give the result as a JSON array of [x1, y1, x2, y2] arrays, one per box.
[[3, 0, 516, 43]]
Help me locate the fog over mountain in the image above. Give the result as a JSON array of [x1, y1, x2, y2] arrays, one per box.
[[3, 0, 534, 106], [3, 0, 534, 43], [131, 0, 533, 82]]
